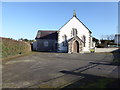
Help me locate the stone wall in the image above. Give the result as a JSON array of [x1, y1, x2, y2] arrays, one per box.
[[95, 48, 119, 52]]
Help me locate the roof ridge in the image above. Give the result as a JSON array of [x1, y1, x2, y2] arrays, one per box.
[[38, 30, 58, 32], [58, 16, 92, 33]]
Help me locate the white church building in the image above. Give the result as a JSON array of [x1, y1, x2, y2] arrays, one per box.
[[34, 11, 95, 53]]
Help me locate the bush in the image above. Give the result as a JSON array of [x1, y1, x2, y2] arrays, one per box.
[[90, 48, 95, 53], [0, 37, 31, 58]]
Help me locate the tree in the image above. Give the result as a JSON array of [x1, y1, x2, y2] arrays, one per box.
[[92, 37, 99, 44], [100, 34, 115, 40], [23, 39, 29, 42], [109, 34, 114, 40], [18, 38, 23, 41], [18, 38, 35, 43]]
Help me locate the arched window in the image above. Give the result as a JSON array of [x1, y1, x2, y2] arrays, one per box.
[[62, 34, 67, 46], [62, 34, 67, 41], [82, 35, 86, 47], [72, 28, 77, 37]]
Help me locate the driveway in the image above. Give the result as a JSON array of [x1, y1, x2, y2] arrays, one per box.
[[2, 52, 119, 88]]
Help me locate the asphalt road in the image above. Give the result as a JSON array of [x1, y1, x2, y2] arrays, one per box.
[[2, 52, 119, 88]]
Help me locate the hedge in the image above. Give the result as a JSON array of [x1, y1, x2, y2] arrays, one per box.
[[0, 37, 31, 58]]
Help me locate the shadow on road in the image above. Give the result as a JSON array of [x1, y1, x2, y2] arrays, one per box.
[[111, 48, 120, 65], [60, 52, 120, 89], [60, 70, 119, 88]]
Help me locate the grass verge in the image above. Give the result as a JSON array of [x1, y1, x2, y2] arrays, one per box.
[[111, 52, 120, 65], [62, 77, 119, 88], [2, 51, 37, 61], [79, 78, 119, 88]]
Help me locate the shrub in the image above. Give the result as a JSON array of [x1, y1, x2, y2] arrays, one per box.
[[90, 48, 95, 53], [0, 37, 31, 58]]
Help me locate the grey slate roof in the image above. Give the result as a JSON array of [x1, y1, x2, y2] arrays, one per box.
[[35, 30, 58, 40]]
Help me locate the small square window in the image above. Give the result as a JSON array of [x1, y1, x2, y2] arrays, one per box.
[[44, 41, 48, 47]]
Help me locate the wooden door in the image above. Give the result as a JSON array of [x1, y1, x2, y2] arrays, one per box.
[[73, 41, 79, 53]]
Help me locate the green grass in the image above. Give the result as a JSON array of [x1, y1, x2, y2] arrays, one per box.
[[79, 78, 116, 88], [111, 52, 120, 65], [1, 38, 31, 59], [90, 48, 95, 53], [62, 77, 119, 89], [2, 51, 36, 61]]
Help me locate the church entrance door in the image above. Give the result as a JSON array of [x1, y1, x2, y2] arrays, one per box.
[[73, 41, 79, 53]]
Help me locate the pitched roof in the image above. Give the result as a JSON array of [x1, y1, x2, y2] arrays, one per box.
[[35, 30, 58, 40], [68, 36, 84, 43], [58, 15, 92, 33]]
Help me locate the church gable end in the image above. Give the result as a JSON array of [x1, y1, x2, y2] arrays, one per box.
[[58, 11, 93, 53]]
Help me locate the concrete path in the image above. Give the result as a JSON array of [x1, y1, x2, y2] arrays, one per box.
[[2, 52, 119, 88]]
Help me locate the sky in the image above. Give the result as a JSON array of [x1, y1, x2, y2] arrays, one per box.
[[2, 2, 118, 40]]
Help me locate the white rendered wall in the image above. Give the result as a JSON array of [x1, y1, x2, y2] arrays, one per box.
[[95, 48, 119, 52], [58, 17, 92, 52]]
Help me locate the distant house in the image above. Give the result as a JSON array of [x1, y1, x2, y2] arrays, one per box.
[[114, 34, 120, 44], [34, 11, 95, 53]]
